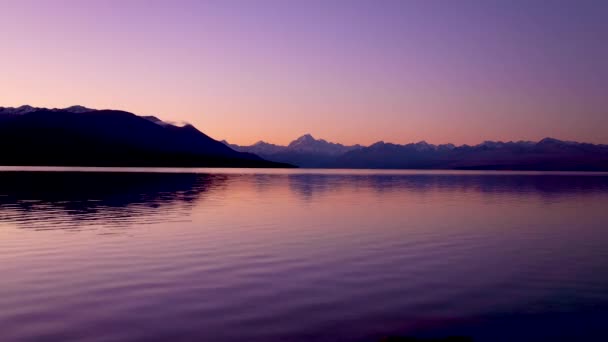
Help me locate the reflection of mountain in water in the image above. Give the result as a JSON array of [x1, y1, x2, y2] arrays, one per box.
[[286, 173, 608, 201], [0, 172, 227, 230], [2, 171, 607, 229]]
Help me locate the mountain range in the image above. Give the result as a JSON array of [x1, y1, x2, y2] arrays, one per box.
[[223, 134, 363, 168], [225, 135, 608, 171], [2, 105, 608, 171], [0, 105, 290, 168]]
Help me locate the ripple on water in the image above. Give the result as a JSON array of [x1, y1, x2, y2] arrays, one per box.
[[1, 169, 608, 341]]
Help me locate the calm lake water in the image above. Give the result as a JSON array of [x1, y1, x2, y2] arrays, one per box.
[[1, 168, 608, 342]]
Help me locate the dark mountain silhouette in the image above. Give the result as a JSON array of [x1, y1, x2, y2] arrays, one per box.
[[224, 134, 362, 167], [334, 138, 608, 171], [3, 105, 607, 170], [0, 105, 291, 168], [227, 135, 608, 171]]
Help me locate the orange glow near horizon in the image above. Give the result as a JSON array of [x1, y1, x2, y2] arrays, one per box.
[[1, 1, 607, 146]]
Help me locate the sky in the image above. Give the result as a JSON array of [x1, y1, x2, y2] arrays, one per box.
[[1, 0, 607, 146]]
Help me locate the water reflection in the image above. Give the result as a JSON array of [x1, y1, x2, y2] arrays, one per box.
[[2, 171, 607, 231], [287, 173, 608, 199], [0, 171, 227, 230], [1, 170, 608, 341]]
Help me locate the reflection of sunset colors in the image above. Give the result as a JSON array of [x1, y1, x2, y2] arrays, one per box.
[[2, 170, 608, 340], [1, 1, 607, 146]]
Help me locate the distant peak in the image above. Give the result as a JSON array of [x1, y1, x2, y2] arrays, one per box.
[[64, 105, 94, 113], [0, 105, 38, 115], [63, 105, 94, 113], [296, 134, 315, 141], [538, 137, 563, 144], [479, 140, 504, 147], [288, 134, 318, 148]]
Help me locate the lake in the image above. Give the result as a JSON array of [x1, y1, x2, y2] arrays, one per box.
[[1, 168, 608, 342]]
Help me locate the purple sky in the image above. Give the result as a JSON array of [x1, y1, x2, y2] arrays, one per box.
[[1, 0, 607, 145]]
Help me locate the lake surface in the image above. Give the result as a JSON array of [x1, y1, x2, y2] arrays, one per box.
[[1, 168, 608, 342]]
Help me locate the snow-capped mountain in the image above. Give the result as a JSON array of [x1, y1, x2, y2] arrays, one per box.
[[287, 134, 362, 155], [224, 134, 363, 167], [0, 105, 95, 115], [225, 135, 608, 170]]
